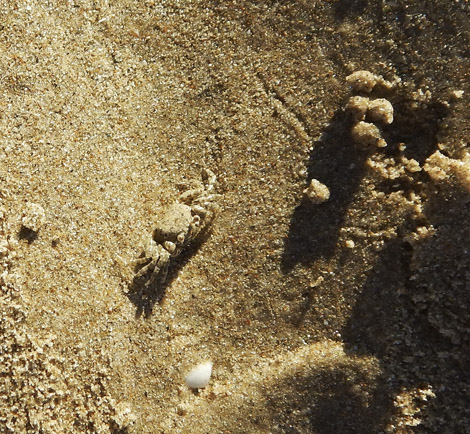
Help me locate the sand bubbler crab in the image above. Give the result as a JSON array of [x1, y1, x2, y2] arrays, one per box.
[[129, 168, 221, 303]]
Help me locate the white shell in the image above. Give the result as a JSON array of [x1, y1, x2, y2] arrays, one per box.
[[185, 361, 213, 389]]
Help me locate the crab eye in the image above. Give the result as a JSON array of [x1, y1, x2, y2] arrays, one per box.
[[164, 241, 176, 253], [177, 232, 185, 244]]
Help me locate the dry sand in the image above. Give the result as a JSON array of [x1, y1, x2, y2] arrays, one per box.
[[0, 1, 469, 433]]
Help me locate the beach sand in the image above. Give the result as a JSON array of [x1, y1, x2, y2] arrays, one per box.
[[1, 1, 469, 432]]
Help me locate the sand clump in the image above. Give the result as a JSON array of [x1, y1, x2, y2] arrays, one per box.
[[345, 70, 393, 93], [303, 179, 330, 204], [346, 71, 395, 148], [351, 121, 387, 148]]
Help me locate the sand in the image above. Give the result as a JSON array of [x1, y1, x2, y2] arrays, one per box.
[[0, 1, 469, 433]]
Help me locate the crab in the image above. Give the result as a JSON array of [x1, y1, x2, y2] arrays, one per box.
[[130, 168, 220, 300]]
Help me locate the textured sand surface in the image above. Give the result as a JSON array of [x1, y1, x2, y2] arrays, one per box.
[[0, 1, 469, 433]]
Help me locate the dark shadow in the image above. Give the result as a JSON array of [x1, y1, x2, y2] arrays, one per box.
[[109, 423, 129, 434], [342, 181, 470, 430], [126, 229, 214, 318], [265, 361, 391, 434], [334, 0, 368, 20], [277, 76, 457, 428], [265, 176, 470, 432], [384, 98, 449, 165], [342, 238, 414, 358], [281, 92, 448, 274], [18, 225, 38, 243], [281, 108, 366, 272]]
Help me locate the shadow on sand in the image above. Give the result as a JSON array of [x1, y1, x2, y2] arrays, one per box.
[[126, 230, 213, 318]]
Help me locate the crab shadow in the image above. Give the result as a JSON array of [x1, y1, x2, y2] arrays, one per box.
[[126, 230, 213, 318]]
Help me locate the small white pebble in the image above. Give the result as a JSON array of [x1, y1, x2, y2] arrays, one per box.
[[185, 361, 213, 389]]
